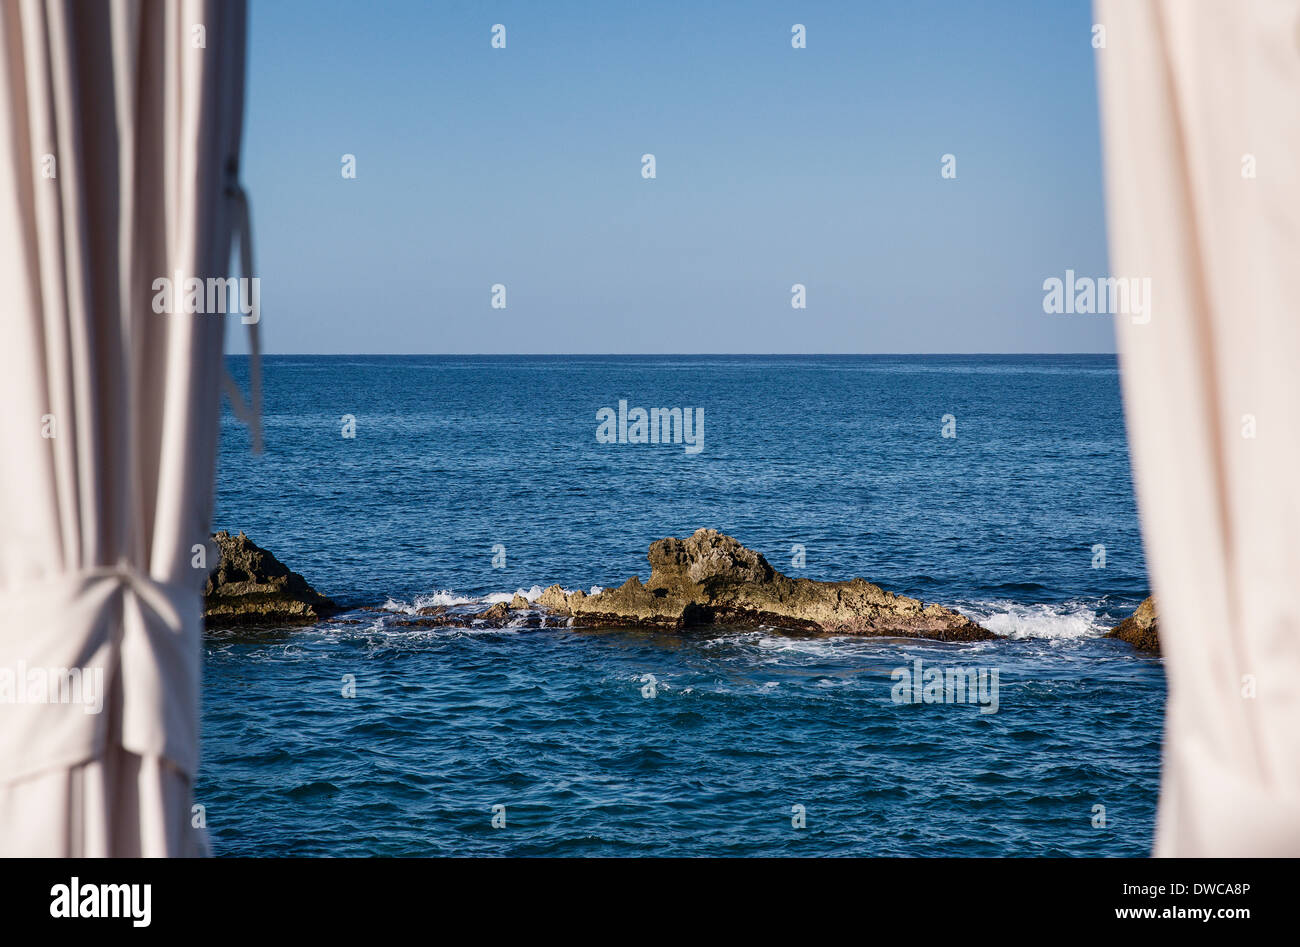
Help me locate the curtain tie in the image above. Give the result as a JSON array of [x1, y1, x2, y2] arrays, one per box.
[[0, 565, 201, 786]]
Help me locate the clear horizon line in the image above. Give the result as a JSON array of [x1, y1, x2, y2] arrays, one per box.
[[224, 351, 1119, 357]]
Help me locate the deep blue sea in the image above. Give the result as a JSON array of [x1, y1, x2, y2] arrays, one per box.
[[200, 355, 1164, 856]]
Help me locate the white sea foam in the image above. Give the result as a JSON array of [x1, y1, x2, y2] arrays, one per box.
[[380, 591, 477, 614], [702, 630, 874, 662], [956, 601, 1107, 641], [381, 584, 594, 613], [481, 585, 550, 605]]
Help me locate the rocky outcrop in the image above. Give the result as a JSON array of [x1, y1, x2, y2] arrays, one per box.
[[1105, 597, 1159, 653], [535, 529, 993, 641], [203, 531, 338, 626], [197, 528, 1168, 654]]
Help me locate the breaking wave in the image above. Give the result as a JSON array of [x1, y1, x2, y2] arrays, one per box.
[[379, 585, 605, 614], [956, 600, 1109, 641]]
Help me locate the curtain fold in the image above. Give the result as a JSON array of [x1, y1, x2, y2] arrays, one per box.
[[0, 0, 246, 856], [1096, 0, 1300, 855]]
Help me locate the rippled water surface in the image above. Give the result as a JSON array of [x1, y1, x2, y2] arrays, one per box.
[[202, 355, 1164, 856]]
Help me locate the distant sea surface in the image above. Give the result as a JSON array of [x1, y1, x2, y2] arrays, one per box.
[[201, 355, 1163, 856]]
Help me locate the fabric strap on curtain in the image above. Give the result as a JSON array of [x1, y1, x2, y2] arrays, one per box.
[[1096, 0, 1300, 855], [0, 0, 247, 855]]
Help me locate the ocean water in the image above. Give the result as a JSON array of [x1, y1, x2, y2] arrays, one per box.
[[200, 354, 1164, 856]]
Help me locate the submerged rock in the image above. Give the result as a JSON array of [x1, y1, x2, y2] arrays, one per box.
[[407, 599, 543, 629], [203, 531, 338, 626], [1105, 597, 1160, 653], [538, 529, 993, 641]]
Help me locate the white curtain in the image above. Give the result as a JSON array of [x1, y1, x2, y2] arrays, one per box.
[[0, 0, 246, 855], [1096, 0, 1300, 855]]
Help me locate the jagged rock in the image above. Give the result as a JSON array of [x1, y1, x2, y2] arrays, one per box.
[[537, 584, 574, 611], [203, 531, 338, 626], [538, 529, 993, 641], [509, 593, 530, 610], [478, 601, 511, 622], [1106, 597, 1160, 653]]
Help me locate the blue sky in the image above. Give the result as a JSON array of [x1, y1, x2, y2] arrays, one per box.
[[233, 0, 1112, 354]]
